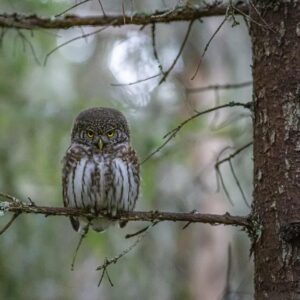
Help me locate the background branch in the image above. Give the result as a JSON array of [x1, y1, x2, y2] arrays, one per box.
[[186, 81, 252, 93], [0, 4, 249, 30], [141, 101, 251, 164], [159, 20, 194, 84]]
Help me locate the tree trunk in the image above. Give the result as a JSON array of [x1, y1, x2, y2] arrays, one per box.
[[251, 1, 300, 299]]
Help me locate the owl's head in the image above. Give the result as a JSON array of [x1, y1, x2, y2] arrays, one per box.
[[71, 107, 130, 151]]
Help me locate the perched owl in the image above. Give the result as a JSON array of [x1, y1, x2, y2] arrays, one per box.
[[62, 107, 140, 232]]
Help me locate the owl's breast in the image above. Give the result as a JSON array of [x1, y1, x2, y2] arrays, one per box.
[[105, 155, 139, 215], [64, 154, 107, 211], [63, 146, 139, 215]]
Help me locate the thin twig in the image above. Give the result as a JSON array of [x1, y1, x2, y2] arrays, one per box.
[[125, 221, 159, 239], [228, 159, 250, 207], [186, 81, 252, 93], [216, 146, 233, 197], [98, 262, 114, 287], [191, 13, 228, 80], [159, 20, 194, 84], [71, 222, 90, 271], [220, 245, 253, 299], [233, 3, 275, 32], [215, 142, 253, 167], [79, 26, 88, 43], [27, 197, 36, 206], [97, 0, 106, 17], [0, 192, 18, 202], [151, 1, 180, 19], [248, 0, 269, 28], [0, 213, 20, 235], [55, 0, 91, 18], [97, 222, 155, 286], [216, 166, 234, 205], [209, 88, 221, 128], [219, 244, 232, 300], [16, 29, 41, 65], [111, 73, 161, 87], [215, 142, 252, 206], [0, 28, 8, 47], [141, 101, 251, 164], [44, 26, 107, 65], [182, 209, 198, 229], [122, 0, 126, 24], [151, 23, 164, 75]]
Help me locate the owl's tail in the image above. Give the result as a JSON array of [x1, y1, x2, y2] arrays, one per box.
[[71, 217, 115, 233], [90, 217, 114, 232]]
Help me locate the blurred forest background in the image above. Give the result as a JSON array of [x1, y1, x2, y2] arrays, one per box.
[[0, 1, 253, 299]]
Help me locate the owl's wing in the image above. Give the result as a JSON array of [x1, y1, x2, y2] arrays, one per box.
[[62, 148, 81, 232], [118, 147, 140, 229]]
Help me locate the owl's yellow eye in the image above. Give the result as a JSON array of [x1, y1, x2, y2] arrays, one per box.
[[106, 130, 115, 138], [86, 130, 94, 138]]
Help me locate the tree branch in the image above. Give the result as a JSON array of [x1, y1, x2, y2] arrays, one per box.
[[0, 4, 249, 30], [0, 201, 251, 229]]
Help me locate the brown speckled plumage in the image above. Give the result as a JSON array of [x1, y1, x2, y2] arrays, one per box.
[[62, 107, 140, 232]]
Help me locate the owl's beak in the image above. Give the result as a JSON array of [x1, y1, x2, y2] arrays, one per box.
[[98, 138, 103, 150]]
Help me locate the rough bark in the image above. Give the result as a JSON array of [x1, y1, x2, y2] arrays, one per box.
[[251, 1, 300, 299]]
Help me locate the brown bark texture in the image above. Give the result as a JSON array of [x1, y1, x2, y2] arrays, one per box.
[[251, 1, 300, 299], [0, 4, 249, 29]]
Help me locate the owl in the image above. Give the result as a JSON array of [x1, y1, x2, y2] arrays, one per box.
[[62, 107, 140, 232]]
